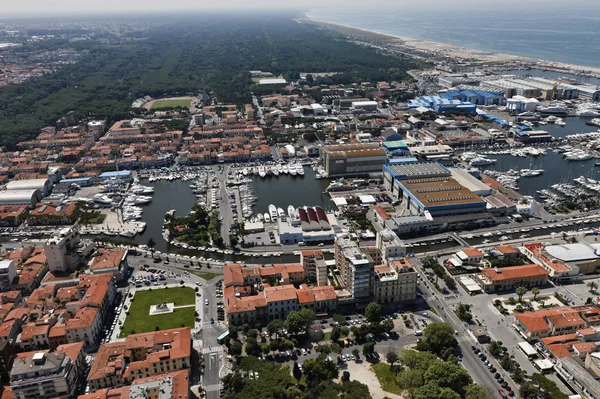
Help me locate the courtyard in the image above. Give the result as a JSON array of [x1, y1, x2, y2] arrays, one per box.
[[120, 287, 196, 337]]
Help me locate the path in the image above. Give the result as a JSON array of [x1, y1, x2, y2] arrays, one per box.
[[344, 361, 407, 399]]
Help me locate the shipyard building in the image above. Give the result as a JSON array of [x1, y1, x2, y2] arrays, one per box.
[[321, 143, 387, 177]]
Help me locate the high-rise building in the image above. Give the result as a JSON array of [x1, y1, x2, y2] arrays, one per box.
[[44, 226, 82, 272], [335, 235, 374, 301], [376, 229, 407, 262]]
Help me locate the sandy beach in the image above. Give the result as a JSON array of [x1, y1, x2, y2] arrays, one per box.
[[304, 16, 600, 76]]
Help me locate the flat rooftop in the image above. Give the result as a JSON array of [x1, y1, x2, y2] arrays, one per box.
[[385, 161, 450, 180], [400, 177, 484, 208]]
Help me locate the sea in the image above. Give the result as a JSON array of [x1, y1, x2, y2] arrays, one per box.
[[308, 2, 600, 68]]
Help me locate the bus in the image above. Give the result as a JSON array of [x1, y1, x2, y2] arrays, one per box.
[[518, 341, 538, 359], [217, 331, 230, 345]]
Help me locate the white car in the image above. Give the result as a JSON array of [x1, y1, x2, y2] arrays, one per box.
[[205, 300, 209, 306]]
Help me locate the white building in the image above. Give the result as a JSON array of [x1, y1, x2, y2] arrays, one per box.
[[44, 226, 82, 272], [0, 190, 42, 208], [0, 260, 16, 291], [375, 229, 407, 261], [6, 178, 53, 197]]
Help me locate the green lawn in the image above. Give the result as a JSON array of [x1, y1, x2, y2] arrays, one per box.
[[371, 363, 403, 395], [151, 98, 192, 110], [120, 287, 196, 337]]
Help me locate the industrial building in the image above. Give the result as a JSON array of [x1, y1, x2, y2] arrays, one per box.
[[321, 143, 387, 176], [98, 170, 133, 183], [0, 190, 42, 208], [441, 90, 503, 106], [6, 178, 53, 197], [407, 96, 476, 113], [383, 159, 451, 194], [449, 168, 492, 197], [394, 176, 487, 216], [351, 101, 378, 112], [381, 141, 410, 156]]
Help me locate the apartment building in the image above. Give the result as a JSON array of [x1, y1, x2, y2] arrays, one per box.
[[373, 258, 418, 305], [300, 250, 327, 285], [44, 226, 82, 273], [476, 264, 548, 293], [10, 352, 77, 399], [0, 261, 16, 292], [335, 235, 374, 301], [87, 327, 191, 392], [514, 305, 600, 341], [375, 229, 406, 262]]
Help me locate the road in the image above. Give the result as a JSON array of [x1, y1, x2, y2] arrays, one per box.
[[411, 258, 512, 399], [200, 278, 227, 399]]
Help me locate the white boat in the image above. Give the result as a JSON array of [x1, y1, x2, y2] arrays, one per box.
[[499, 235, 510, 241], [257, 213, 264, 221], [521, 169, 544, 177], [470, 157, 496, 166], [555, 118, 566, 126], [258, 166, 266, 178], [538, 105, 567, 115], [268, 204, 278, 220], [138, 222, 147, 232], [588, 118, 600, 127], [93, 194, 113, 205], [242, 168, 248, 176], [266, 167, 272, 176], [263, 213, 271, 223], [296, 164, 304, 176], [120, 231, 136, 238], [287, 205, 296, 219], [103, 231, 117, 236], [277, 207, 285, 217], [282, 165, 289, 174], [289, 165, 297, 176], [277, 164, 284, 174]]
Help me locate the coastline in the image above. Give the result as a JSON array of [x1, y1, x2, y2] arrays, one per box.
[[303, 14, 600, 77]]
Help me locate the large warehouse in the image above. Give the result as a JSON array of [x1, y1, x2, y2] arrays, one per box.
[[6, 178, 53, 197], [397, 177, 487, 216], [0, 190, 42, 208], [322, 143, 387, 177], [383, 159, 451, 196]]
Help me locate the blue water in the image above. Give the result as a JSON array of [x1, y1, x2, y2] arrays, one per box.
[[308, 3, 600, 68]]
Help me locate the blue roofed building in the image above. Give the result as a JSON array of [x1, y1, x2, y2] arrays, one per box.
[[381, 141, 410, 157], [98, 170, 133, 183], [407, 96, 476, 114], [441, 90, 503, 106]]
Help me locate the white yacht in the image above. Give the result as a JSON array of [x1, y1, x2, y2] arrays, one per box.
[[93, 194, 113, 205], [287, 205, 296, 219], [277, 164, 284, 174], [264, 213, 271, 223], [268, 204, 278, 220], [538, 105, 567, 115], [258, 166, 266, 178], [296, 164, 304, 176], [470, 157, 496, 166], [289, 165, 297, 176], [277, 207, 285, 218], [282, 165, 289, 174], [266, 166, 272, 176], [120, 231, 136, 238], [555, 118, 566, 126], [272, 168, 280, 177]]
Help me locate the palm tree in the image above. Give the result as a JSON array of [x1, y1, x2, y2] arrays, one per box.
[[588, 281, 598, 293], [531, 287, 540, 301], [488, 340, 503, 358], [516, 286, 528, 303]]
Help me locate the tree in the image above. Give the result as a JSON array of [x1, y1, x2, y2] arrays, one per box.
[[398, 369, 424, 399], [245, 337, 261, 357], [330, 327, 342, 342], [229, 234, 238, 248], [308, 325, 324, 342], [423, 360, 472, 396], [418, 323, 458, 359], [352, 348, 359, 358], [341, 370, 350, 382], [386, 350, 398, 368], [456, 304, 473, 323], [362, 341, 375, 355], [516, 286, 528, 302], [488, 340, 503, 358], [400, 350, 437, 371], [228, 324, 238, 340], [267, 319, 283, 339], [285, 308, 315, 335], [242, 324, 250, 335], [331, 342, 342, 354], [229, 341, 242, 356], [333, 314, 346, 325], [365, 302, 381, 323], [464, 384, 490, 399], [293, 361, 302, 381], [382, 319, 394, 333], [414, 383, 460, 399], [531, 287, 540, 301], [588, 280, 598, 293]]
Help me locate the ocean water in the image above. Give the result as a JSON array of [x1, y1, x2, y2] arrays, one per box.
[[308, 3, 600, 68]]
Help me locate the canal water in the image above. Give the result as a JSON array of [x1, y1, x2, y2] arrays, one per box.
[[249, 167, 333, 214]]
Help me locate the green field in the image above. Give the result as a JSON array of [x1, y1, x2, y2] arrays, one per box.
[[120, 287, 196, 337], [371, 363, 403, 395], [150, 98, 192, 110]]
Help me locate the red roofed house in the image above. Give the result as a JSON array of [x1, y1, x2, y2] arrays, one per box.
[[477, 264, 548, 292], [455, 247, 484, 265]]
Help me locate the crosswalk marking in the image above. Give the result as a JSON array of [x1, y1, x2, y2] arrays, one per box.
[[202, 346, 222, 354]]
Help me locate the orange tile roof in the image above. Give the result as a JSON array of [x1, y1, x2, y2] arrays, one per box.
[[547, 313, 585, 329], [0, 320, 18, 339], [4, 308, 28, 323], [374, 206, 391, 221], [496, 245, 518, 254], [547, 343, 572, 358], [264, 285, 297, 303], [301, 250, 323, 257], [49, 323, 67, 338], [55, 341, 83, 362], [462, 248, 483, 257], [66, 307, 99, 330], [572, 342, 597, 354], [89, 249, 126, 271], [20, 322, 50, 340], [483, 264, 548, 282]]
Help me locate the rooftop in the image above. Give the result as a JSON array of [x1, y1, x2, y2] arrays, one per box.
[[385, 161, 450, 180], [482, 264, 548, 282]]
